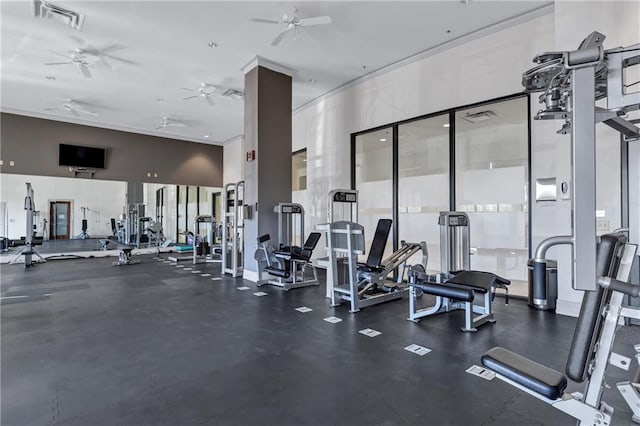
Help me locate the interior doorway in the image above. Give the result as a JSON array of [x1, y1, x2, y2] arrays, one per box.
[[49, 201, 71, 240]]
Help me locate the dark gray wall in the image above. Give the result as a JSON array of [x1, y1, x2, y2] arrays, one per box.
[[243, 66, 292, 274], [0, 113, 223, 187]]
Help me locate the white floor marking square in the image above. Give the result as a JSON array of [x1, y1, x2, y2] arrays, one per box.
[[183, 268, 193, 271], [359, 328, 381, 338], [295, 307, 313, 313], [253, 291, 268, 297], [237, 286, 250, 290], [323, 316, 342, 324], [201, 274, 211, 277], [404, 344, 432, 356], [191, 270, 201, 274], [211, 277, 222, 281], [176, 265, 185, 268], [466, 365, 496, 381]]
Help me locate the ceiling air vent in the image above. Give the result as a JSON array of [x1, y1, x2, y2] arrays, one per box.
[[33, 0, 85, 31], [222, 89, 245, 99], [460, 109, 501, 124]]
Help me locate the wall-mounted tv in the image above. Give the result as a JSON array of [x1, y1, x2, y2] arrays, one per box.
[[59, 144, 106, 169]]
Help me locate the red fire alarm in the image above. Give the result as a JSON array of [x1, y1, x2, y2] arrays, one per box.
[[246, 150, 255, 162]]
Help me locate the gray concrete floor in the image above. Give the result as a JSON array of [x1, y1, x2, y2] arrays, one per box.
[[1, 256, 638, 425]]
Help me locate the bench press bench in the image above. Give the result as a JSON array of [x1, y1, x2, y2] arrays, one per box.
[[407, 266, 510, 332]]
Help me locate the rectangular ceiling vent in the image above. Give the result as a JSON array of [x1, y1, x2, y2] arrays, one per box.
[[460, 110, 501, 124], [33, 0, 85, 31], [222, 89, 245, 99]]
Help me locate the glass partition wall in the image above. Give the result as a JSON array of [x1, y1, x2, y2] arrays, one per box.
[[398, 114, 450, 271], [455, 96, 529, 286], [352, 95, 530, 295], [354, 127, 394, 259]]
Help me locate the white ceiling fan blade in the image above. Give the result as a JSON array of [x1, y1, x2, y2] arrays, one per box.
[[78, 109, 99, 116], [299, 16, 332, 26], [167, 123, 186, 127], [250, 18, 281, 24], [155, 124, 166, 130], [271, 29, 290, 46], [48, 50, 72, 60], [79, 65, 92, 78], [205, 96, 215, 106], [183, 95, 200, 100], [44, 61, 72, 65]]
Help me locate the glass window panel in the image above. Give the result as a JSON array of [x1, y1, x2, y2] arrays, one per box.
[[292, 150, 307, 191], [398, 114, 450, 272], [455, 96, 529, 289], [198, 187, 210, 217], [354, 127, 393, 260], [177, 185, 187, 244], [187, 186, 198, 234]]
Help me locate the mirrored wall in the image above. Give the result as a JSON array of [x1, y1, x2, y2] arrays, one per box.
[[0, 173, 220, 252]]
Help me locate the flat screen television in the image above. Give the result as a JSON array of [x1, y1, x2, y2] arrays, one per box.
[[59, 144, 106, 169]]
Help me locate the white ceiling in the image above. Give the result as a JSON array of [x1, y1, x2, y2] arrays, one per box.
[[1, 0, 551, 146]]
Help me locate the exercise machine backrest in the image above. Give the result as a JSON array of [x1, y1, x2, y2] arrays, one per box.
[[299, 232, 322, 260], [565, 232, 626, 383], [363, 219, 392, 268]]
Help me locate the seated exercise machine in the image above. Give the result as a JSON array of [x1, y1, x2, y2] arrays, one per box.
[[315, 189, 359, 297], [192, 215, 220, 265], [481, 233, 637, 425], [255, 202, 321, 290], [112, 247, 140, 266], [323, 219, 427, 312], [479, 31, 640, 425], [10, 183, 46, 268], [407, 211, 510, 332], [256, 232, 321, 290]]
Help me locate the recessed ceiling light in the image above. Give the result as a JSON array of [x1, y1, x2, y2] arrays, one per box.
[[45, 75, 56, 80], [208, 41, 218, 48], [203, 134, 210, 138], [380, 138, 387, 142], [443, 123, 450, 128], [362, 65, 367, 69]]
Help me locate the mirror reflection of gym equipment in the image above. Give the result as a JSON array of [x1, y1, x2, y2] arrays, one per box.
[[222, 181, 244, 277]]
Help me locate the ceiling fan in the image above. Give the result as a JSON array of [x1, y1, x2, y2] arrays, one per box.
[[67, 35, 137, 69], [181, 83, 221, 106], [44, 51, 92, 78], [155, 117, 187, 130], [250, 7, 332, 46], [44, 99, 98, 116]]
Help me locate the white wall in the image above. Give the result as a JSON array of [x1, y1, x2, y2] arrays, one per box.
[[0, 173, 126, 239], [223, 136, 244, 185], [288, 1, 639, 317]]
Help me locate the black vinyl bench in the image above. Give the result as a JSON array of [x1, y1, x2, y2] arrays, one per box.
[[408, 268, 510, 332]]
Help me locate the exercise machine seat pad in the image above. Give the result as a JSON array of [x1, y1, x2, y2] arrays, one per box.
[[265, 266, 290, 278], [482, 347, 567, 400], [414, 281, 474, 302], [357, 263, 386, 274], [446, 270, 510, 293]]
